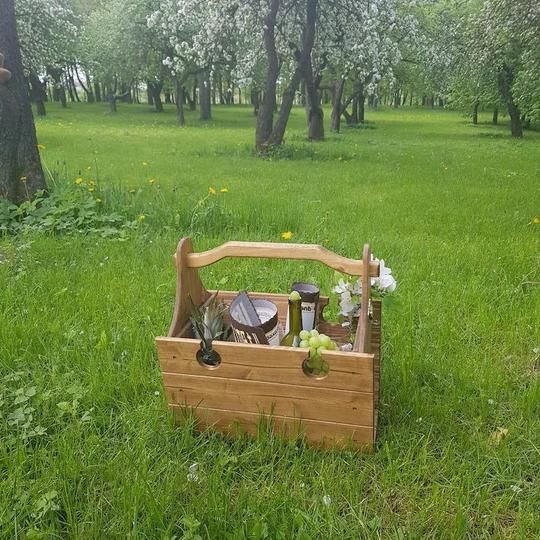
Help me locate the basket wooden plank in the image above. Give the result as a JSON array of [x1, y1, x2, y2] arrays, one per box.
[[171, 405, 374, 448], [156, 337, 374, 393], [163, 373, 373, 426]]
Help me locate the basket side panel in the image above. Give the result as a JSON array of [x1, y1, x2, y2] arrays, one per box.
[[371, 299, 382, 439]]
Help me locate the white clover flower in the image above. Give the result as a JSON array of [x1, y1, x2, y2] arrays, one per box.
[[322, 494, 332, 506], [187, 462, 199, 482]]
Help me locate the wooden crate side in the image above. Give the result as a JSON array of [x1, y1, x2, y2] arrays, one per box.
[[171, 405, 374, 449], [163, 373, 373, 425], [371, 299, 382, 439], [156, 337, 374, 393]]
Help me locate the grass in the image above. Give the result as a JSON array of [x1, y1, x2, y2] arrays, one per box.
[[1, 102, 539, 538]]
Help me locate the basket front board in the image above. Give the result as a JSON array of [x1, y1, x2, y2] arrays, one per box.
[[156, 337, 376, 448]]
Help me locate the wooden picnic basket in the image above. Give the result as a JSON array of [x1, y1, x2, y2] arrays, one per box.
[[156, 237, 382, 449]]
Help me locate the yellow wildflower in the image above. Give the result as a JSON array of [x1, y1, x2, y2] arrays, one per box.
[[87, 166, 92, 171], [138, 214, 146, 221], [533, 217, 540, 225], [96, 198, 102, 203], [220, 187, 229, 193], [88, 187, 95, 193], [74, 177, 83, 185], [20, 176, 28, 182], [281, 231, 293, 241], [208, 187, 217, 195], [128, 189, 136, 194], [148, 178, 156, 185], [142, 161, 148, 167], [37, 144, 46, 151], [88, 180, 96, 187]]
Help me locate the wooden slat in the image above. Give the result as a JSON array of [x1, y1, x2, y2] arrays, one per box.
[[156, 337, 374, 393], [371, 299, 382, 435], [185, 241, 380, 277], [164, 373, 373, 425], [171, 406, 374, 448]]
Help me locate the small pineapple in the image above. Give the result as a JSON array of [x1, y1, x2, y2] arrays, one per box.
[[190, 296, 229, 366]]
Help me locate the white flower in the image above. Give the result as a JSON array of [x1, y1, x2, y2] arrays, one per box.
[[338, 291, 356, 317], [510, 485, 522, 493], [332, 279, 351, 294], [187, 462, 199, 483], [322, 494, 332, 506], [371, 259, 397, 293], [487, 399, 494, 405]]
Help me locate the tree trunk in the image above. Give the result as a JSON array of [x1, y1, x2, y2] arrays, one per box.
[[68, 66, 80, 102], [492, 107, 498, 125], [29, 71, 46, 116], [58, 84, 67, 108], [175, 78, 185, 126], [148, 81, 163, 112], [269, 69, 302, 146], [79, 70, 95, 103], [472, 100, 479, 124], [164, 91, 171, 104], [351, 95, 358, 124], [190, 81, 197, 110], [255, 0, 280, 151], [330, 78, 345, 133], [146, 82, 153, 105], [497, 64, 522, 138], [0, 0, 46, 203], [251, 87, 260, 116], [94, 81, 102, 102], [302, 0, 323, 141], [358, 91, 365, 123], [198, 70, 211, 120], [109, 94, 117, 113]]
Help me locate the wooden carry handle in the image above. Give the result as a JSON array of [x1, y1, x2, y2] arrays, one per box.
[[353, 244, 372, 354], [184, 240, 379, 277]]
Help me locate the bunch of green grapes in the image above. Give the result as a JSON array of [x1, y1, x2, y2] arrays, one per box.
[[299, 329, 338, 358]]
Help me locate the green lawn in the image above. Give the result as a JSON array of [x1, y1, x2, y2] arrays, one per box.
[[1, 103, 539, 538]]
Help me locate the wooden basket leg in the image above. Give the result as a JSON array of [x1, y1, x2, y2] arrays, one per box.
[[168, 238, 209, 338]]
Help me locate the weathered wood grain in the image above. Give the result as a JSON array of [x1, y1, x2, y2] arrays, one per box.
[[164, 373, 373, 425], [171, 405, 375, 448]]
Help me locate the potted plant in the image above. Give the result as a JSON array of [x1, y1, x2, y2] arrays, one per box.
[[190, 296, 230, 367]]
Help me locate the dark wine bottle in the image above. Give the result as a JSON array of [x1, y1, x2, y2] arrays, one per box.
[[280, 291, 303, 347]]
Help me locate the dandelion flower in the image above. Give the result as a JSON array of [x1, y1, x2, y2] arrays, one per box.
[[533, 217, 540, 225], [281, 231, 293, 240], [86, 166, 92, 171], [88, 180, 96, 187], [138, 214, 146, 221], [148, 178, 156, 185], [74, 178, 83, 185], [20, 176, 28, 182], [128, 189, 136, 194], [220, 187, 228, 193], [88, 187, 95, 193], [96, 198, 102, 203], [208, 186, 217, 195], [37, 144, 46, 151]]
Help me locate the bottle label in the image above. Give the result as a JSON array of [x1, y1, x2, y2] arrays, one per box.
[[285, 301, 317, 333]]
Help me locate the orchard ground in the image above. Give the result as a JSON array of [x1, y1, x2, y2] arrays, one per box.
[[1, 103, 539, 538]]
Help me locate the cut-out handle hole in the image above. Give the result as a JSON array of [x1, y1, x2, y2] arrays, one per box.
[[302, 357, 329, 379], [196, 348, 221, 369]]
